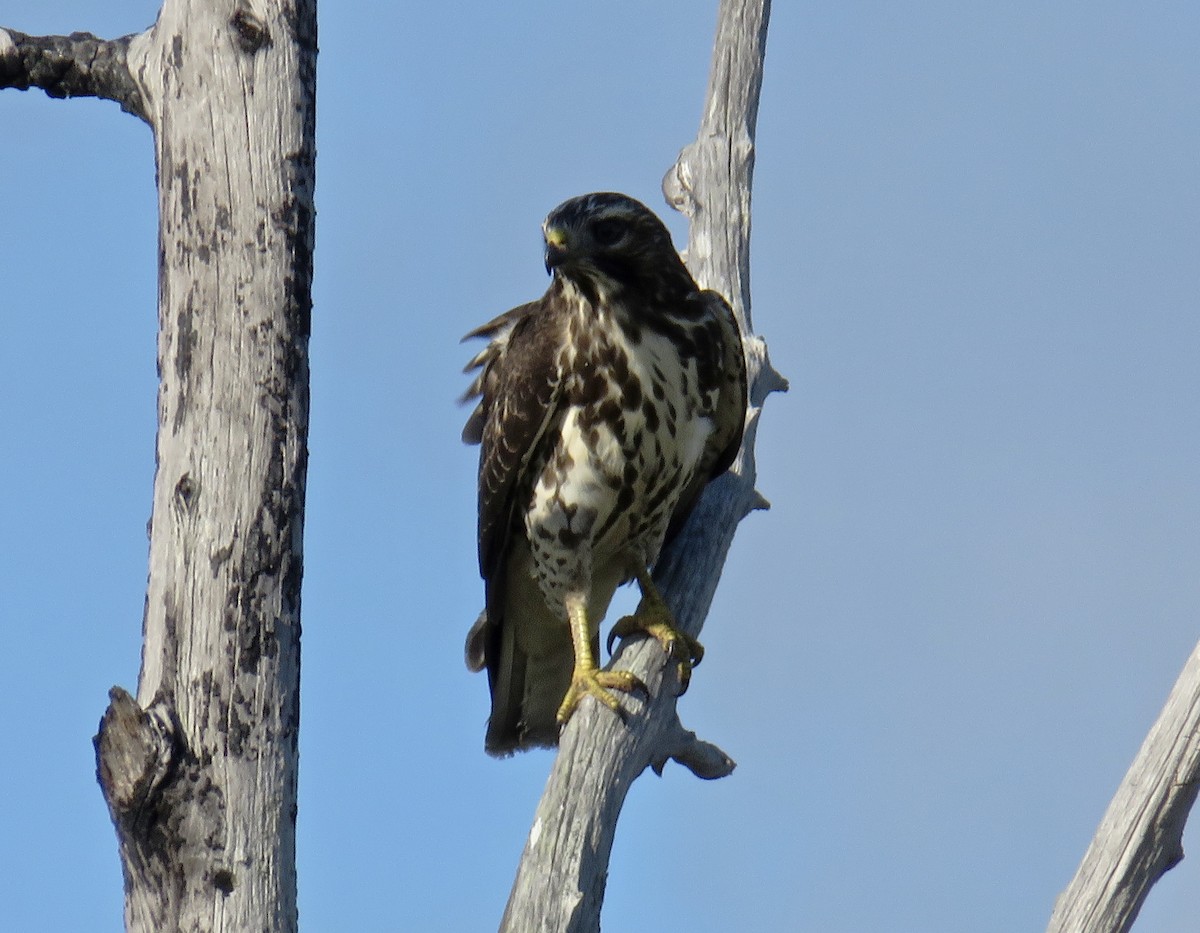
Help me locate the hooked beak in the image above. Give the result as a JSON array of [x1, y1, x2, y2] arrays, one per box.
[[543, 225, 569, 275]]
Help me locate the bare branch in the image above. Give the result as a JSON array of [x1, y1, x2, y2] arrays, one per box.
[[659, 0, 784, 646], [500, 2, 779, 931], [1047, 640, 1200, 933], [0, 27, 148, 122]]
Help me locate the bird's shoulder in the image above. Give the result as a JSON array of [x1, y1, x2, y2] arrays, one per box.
[[460, 298, 564, 445]]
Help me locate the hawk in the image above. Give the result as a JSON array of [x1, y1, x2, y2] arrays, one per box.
[[462, 192, 746, 755]]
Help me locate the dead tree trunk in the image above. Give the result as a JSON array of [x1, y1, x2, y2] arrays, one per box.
[[499, 2, 783, 931], [1046, 639, 1200, 933], [2, 2, 316, 930]]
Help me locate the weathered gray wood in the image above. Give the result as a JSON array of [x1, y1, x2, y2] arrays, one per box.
[[4, 3, 316, 931], [658, 0, 785, 637], [499, 2, 782, 931], [1046, 641, 1200, 933]]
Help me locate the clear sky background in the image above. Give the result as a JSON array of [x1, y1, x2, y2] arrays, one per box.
[[1, 2, 1197, 931]]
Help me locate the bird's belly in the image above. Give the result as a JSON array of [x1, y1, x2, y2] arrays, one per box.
[[526, 409, 628, 559], [524, 397, 711, 618]]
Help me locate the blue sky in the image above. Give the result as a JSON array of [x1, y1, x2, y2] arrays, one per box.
[[1, 2, 1198, 930]]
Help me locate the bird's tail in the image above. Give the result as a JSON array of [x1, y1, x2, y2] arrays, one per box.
[[469, 572, 574, 755]]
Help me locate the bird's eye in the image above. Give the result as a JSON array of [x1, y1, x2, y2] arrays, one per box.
[[591, 219, 624, 247]]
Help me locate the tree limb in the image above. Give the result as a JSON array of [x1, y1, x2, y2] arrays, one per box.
[[1046, 640, 1200, 933], [500, 2, 781, 931], [0, 27, 148, 122]]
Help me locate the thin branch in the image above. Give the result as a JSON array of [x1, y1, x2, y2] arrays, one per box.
[[0, 27, 148, 122], [500, 2, 779, 931], [1046, 640, 1200, 933]]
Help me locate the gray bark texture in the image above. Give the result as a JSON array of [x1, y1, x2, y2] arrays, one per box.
[[499, 2, 784, 932], [1046, 640, 1200, 933], [3, 2, 316, 930]]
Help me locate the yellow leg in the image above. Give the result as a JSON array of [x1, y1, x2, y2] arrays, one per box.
[[607, 570, 704, 695], [556, 594, 647, 726]]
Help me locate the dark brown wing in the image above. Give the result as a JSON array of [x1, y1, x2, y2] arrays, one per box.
[[463, 296, 571, 753], [468, 299, 567, 583], [662, 288, 747, 547], [702, 289, 749, 479]]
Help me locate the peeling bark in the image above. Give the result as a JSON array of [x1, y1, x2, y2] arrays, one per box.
[[4, 2, 316, 930], [499, 2, 782, 931]]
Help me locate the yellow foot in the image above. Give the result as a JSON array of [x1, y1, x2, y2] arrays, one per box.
[[556, 665, 647, 726], [607, 575, 704, 695]]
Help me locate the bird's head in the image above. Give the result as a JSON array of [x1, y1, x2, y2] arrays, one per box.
[[540, 193, 692, 303]]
